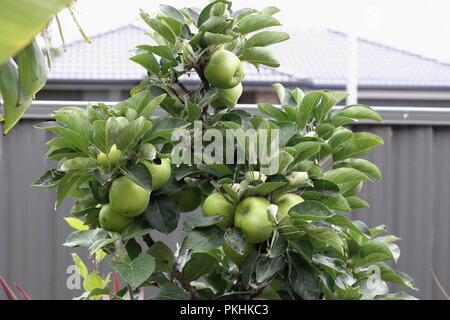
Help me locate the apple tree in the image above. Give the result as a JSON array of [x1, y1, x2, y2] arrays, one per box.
[[33, 1, 417, 300]]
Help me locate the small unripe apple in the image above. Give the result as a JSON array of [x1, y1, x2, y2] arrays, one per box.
[[210, 83, 243, 109], [143, 158, 171, 191], [202, 193, 234, 229], [204, 50, 244, 89], [99, 203, 133, 232], [234, 197, 273, 244], [109, 176, 150, 217]]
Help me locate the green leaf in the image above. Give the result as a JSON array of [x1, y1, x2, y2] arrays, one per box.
[[307, 227, 345, 255], [109, 253, 155, 289], [375, 262, 418, 290], [89, 237, 120, 256], [160, 4, 185, 23], [143, 116, 188, 142], [242, 251, 259, 289], [153, 282, 190, 300], [288, 252, 321, 299], [237, 14, 281, 34], [327, 214, 370, 244], [186, 101, 202, 122], [334, 105, 382, 122], [257, 103, 289, 121], [197, 0, 227, 26], [332, 132, 384, 161], [359, 240, 398, 267], [71, 253, 88, 279], [186, 226, 224, 252], [136, 45, 174, 61], [55, 173, 87, 209], [346, 196, 370, 209], [148, 241, 174, 272], [244, 181, 287, 197], [31, 169, 65, 188], [130, 53, 160, 75], [122, 163, 153, 191], [224, 227, 247, 255], [301, 192, 350, 212], [140, 10, 176, 44], [324, 167, 370, 187], [183, 214, 226, 231], [158, 15, 184, 36], [244, 31, 289, 48], [260, 6, 281, 16], [17, 38, 47, 103], [182, 254, 217, 281], [121, 220, 152, 240], [83, 273, 108, 295], [34, 121, 89, 154], [0, 0, 73, 64], [63, 229, 109, 248], [256, 256, 285, 283], [292, 141, 321, 163], [117, 116, 151, 152], [289, 200, 333, 221], [201, 32, 233, 47], [240, 47, 280, 68], [64, 217, 89, 231], [60, 157, 97, 171], [145, 195, 180, 234], [333, 159, 382, 180], [328, 127, 353, 150], [0, 58, 32, 134]]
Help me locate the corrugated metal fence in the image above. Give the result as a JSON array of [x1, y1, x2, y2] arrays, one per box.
[[1, 102, 450, 299]]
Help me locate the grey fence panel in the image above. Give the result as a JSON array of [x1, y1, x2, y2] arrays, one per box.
[[1, 103, 450, 299]]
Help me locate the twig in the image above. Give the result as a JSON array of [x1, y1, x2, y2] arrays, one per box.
[[171, 268, 202, 300], [176, 79, 192, 96], [431, 269, 450, 300]]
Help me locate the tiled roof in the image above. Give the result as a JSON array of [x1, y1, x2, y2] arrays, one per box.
[[272, 29, 450, 88], [47, 24, 450, 89], [47, 24, 299, 84]]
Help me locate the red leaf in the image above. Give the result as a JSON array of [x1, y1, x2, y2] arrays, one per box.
[[15, 285, 31, 300], [0, 276, 18, 300]]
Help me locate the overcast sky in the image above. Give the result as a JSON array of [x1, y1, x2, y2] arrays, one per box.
[[55, 0, 450, 63]]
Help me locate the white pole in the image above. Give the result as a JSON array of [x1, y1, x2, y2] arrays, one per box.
[[346, 31, 358, 105]]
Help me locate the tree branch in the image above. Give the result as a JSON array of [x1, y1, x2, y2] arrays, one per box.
[[176, 79, 192, 96], [171, 268, 202, 300], [142, 233, 202, 300]]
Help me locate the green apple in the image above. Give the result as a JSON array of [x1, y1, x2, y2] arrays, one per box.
[[210, 83, 243, 108], [234, 197, 273, 244], [109, 176, 150, 217], [204, 50, 244, 89], [223, 242, 255, 265], [143, 158, 171, 191], [245, 171, 267, 182], [275, 193, 304, 235], [172, 187, 202, 212], [202, 193, 234, 229], [99, 203, 133, 232]]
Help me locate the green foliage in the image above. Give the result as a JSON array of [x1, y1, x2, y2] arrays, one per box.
[[33, 1, 417, 300]]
